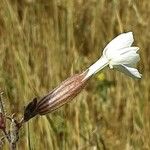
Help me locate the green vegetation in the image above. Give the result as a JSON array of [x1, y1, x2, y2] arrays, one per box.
[[0, 0, 149, 149]]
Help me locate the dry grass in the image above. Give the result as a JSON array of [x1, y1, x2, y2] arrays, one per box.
[[0, 0, 149, 149]]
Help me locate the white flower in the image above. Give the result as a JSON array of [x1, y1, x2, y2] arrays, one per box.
[[84, 32, 142, 79]]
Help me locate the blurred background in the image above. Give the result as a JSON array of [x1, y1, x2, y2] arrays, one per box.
[[0, 0, 149, 149]]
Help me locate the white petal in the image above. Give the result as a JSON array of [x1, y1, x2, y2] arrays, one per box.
[[103, 32, 134, 56], [112, 47, 139, 56], [110, 50, 140, 66], [114, 64, 142, 79], [119, 47, 139, 54], [106, 47, 139, 60]]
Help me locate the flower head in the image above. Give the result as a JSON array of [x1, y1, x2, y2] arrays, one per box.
[[84, 32, 142, 79]]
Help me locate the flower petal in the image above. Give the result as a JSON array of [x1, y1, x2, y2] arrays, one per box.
[[103, 32, 134, 56], [114, 64, 142, 79], [110, 50, 140, 66], [106, 47, 139, 61]]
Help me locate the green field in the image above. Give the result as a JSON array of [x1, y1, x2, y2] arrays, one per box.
[[0, 0, 149, 149]]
